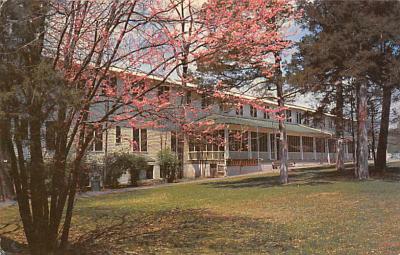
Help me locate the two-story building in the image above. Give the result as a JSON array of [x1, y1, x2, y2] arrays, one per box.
[[44, 69, 355, 181]]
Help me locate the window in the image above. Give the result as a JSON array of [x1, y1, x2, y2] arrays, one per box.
[[241, 131, 248, 151], [259, 133, 268, 152], [328, 119, 335, 129], [158, 86, 170, 101], [141, 129, 147, 152], [45, 121, 56, 150], [132, 128, 147, 152], [201, 94, 212, 109], [250, 106, 257, 118], [328, 139, 336, 152], [251, 132, 258, 151], [102, 76, 117, 95], [286, 110, 292, 123], [348, 141, 354, 153], [270, 134, 275, 152], [115, 126, 121, 144], [93, 128, 103, 152], [288, 135, 300, 152], [236, 105, 243, 116], [296, 112, 303, 124], [303, 115, 310, 125], [250, 132, 268, 152], [316, 138, 325, 153], [188, 131, 224, 152], [229, 130, 248, 151], [264, 106, 270, 119], [302, 136, 314, 152], [186, 91, 192, 105]]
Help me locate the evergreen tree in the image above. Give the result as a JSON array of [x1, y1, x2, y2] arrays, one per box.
[[289, 0, 400, 178]]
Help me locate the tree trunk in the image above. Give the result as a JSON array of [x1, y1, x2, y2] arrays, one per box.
[[357, 83, 369, 179], [376, 86, 392, 172], [370, 99, 377, 168], [0, 140, 14, 201], [335, 82, 345, 171], [275, 54, 288, 184]]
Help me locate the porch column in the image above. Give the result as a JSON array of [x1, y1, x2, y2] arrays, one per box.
[[257, 127, 260, 168], [326, 138, 331, 164], [300, 135, 304, 161], [224, 126, 229, 160], [248, 130, 252, 159], [274, 133, 278, 160], [313, 137, 317, 161], [267, 132, 272, 160]]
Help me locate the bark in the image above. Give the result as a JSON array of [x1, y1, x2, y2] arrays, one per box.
[[357, 83, 369, 179], [0, 137, 14, 200], [370, 100, 377, 167], [335, 82, 345, 171], [275, 54, 288, 184], [376, 86, 392, 172]]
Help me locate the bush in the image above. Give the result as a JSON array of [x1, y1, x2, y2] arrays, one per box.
[[157, 149, 180, 183], [105, 153, 148, 187]]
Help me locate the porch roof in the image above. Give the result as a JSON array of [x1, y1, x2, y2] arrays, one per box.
[[202, 114, 334, 136]]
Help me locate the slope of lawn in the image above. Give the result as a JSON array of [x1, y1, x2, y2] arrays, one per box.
[[1, 161, 400, 254]]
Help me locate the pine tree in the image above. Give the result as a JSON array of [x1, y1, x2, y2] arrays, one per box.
[[288, 0, 400, 178]]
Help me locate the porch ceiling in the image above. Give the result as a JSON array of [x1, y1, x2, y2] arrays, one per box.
[[201, 114, 334, 136]]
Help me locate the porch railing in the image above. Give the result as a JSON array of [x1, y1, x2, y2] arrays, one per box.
[[188, 151, 224, 161]]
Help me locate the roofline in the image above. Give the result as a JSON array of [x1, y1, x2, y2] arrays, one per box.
[[109, 66, 338, 118]]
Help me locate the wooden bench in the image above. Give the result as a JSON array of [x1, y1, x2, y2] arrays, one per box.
[[272, 161, 296, 169]]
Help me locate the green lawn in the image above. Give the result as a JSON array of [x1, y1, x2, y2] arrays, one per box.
[[1, 162, 400, 254]]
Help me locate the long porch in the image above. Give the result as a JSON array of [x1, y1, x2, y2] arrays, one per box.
[[184, 115, 354, 177]]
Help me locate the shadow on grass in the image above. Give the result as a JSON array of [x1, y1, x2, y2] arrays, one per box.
[[202, 164, 362, 190], [69, 209, 298, 255], [0, 220, 26, 254], [204, 162, 400, 190]]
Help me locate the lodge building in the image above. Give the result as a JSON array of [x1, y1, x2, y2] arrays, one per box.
[[45, 72, 355, 181]]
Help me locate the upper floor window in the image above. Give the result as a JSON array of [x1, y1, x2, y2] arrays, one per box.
[[201, 94, 212, 109], [186, 91, 192, 105], [93, 128, 103, 152], [250, 105, 257, 118], [303, 115, 310, 125], [286, 110, 292, 123], [219, 102, 229, 113], [236, 105, 244, 116], [115, 126, 121, 144], [102, 76, 117, 96], [328, 119, 335, 129], [158, 86, 170, 101], [264, 106, 270, 119], [133, 128, 147, 152], [296, 112, 303, 124]]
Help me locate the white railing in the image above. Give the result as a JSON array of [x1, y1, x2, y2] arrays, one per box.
[[188, 151, 224, 161]]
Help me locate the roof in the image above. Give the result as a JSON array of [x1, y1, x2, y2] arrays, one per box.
[[108, 66, 335, 116], [202, 114, 334, 136]]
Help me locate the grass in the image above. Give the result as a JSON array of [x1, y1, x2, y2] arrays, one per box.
[[1, 162, 400, 254]]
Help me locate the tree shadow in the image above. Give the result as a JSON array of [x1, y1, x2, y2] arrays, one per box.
[[202, 165, 362, 189], [69, 209, 299, 255], [205, 162, 400, 190], [0, 221, 28, 254]]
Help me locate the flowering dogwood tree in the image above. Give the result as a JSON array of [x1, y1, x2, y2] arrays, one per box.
[[0, 0, 298, 253], [198, 0, 297, 184]]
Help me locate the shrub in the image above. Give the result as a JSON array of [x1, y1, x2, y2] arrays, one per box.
[[157, 149, 180, 183], [105, 153, 148, 187]]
